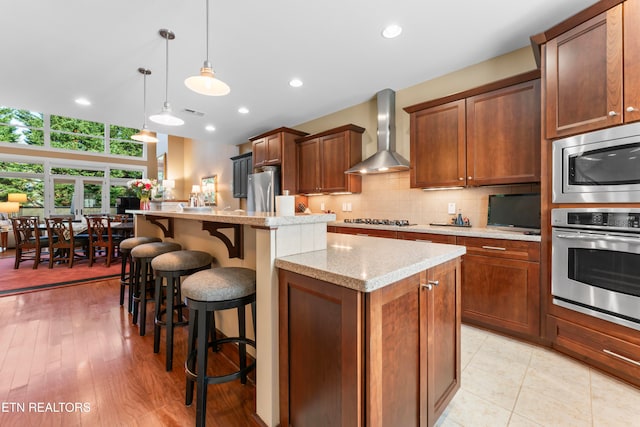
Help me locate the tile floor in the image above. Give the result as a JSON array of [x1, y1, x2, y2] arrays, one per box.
[[436, 325, 640, 427]]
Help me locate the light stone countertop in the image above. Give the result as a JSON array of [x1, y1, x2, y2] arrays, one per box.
[[275, 233, 466, 293], [329, 221, 541, 242], [128, 209, 336, 228]]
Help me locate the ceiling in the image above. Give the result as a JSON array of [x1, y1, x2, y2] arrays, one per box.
[[0, 0, 596, 148]]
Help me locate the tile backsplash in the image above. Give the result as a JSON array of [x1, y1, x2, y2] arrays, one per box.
[[306, 171, 540, 227]]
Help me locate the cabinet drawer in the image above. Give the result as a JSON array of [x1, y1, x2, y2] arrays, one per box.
[[397, 231, 456, 244], [547, 316, 640, 387], [330, 226, 397, 239], [456, 236, 539, 262]]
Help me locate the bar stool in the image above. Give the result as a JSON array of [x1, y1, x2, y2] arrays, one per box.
[[119, 236, 162, 312], [151, 250, 214, 371], [182, 267, 256, 427], [130, 241, 182, 336]]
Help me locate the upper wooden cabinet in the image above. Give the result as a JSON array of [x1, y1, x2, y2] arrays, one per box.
[[296, 124, 364, 194], [249, 127, 308, 194], [467, 80, 541, 186], [409, 100, 466, 188], [544, 1, 640, 138], [405, 72, 541, 188]]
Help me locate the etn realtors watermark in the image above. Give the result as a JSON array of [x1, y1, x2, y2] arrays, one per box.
[[2, 401, 91, 413]]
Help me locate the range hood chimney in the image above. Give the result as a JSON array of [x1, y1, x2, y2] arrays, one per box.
[[345, 88, 409, 175]]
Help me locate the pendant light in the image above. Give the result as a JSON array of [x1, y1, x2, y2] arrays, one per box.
[[150, 29, 184, 126], [131, 68, 159, 143], [184, 0, 230, 96]]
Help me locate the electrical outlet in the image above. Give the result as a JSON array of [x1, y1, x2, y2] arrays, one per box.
[[320, 202, 325, 211], [342, 203, 347, 212], [346, 203, 352, 212], [448, 202, 456, 214]]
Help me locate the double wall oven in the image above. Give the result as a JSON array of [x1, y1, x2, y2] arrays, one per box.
[[551, 208, 640, 331], [552, 123, 640, 331]]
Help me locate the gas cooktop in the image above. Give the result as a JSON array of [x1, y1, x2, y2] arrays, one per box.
[[344, 218, 414, 227]]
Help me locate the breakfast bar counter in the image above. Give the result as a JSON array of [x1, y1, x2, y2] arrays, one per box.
[[129, 209, 335, 427]]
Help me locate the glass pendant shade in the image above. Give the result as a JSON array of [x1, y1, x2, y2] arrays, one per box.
[[185, 62, 230, 96], [131, 125, 158, 143], [150, 102, 184, 126]]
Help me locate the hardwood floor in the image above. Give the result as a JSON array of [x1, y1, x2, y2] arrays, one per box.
[[0, 277, 258, 427]]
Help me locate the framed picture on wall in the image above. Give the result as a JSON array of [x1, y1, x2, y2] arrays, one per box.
[[157, 153, 166, 182], [201, 175, 217, 206]]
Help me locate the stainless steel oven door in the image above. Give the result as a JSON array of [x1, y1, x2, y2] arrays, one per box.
[[552, 227, 640, 331], [552, 122, 640, 203]]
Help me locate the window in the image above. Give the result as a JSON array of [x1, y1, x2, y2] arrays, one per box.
[[0, 107, 44, 145], [1, 105, 147, 159]]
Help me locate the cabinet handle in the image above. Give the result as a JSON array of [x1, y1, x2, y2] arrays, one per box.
[[603, 349, 640, 367], [468, 176, 473, 180], [608, 111, 619, 117], [458, 177, 464, 181], [481, 245, 506, 251], [428, 280, 439, 286], [420, 283, 433, 291], [627, 106, 638, 112]]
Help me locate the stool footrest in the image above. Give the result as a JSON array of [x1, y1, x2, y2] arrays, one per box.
[[185, 337, 256, 385]]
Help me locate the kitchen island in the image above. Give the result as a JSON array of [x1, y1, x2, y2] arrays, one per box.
[[129, 209, 335, 427], [275, 233, 466, 426], [130, 210, 465, 426]]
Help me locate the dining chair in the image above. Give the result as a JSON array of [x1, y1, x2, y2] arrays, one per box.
[[85, 215, 124, 267], [11, 216, 48, 269], [45, 217, 88, 268]]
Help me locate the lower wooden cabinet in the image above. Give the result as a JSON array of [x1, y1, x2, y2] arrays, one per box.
[[458, 236, 540, 339], [329, 225, 398, 239], [547, 315, 640, 388], [278, 258, 461, 427]]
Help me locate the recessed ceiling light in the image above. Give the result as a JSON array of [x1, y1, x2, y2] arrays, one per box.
[[205, 125, 216, 132], [75, 98, 91, 106], [238, 107, 249, 114], [382, 24, 402, 39], [289, 78, 303, 88]]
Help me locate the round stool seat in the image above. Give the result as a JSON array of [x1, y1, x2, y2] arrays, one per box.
[[131, 241, 182, 259], [119, 236, 162, 311], [182, 267, 256, 302], [120, 236, 162, 251], [152, 250, 213, 273]]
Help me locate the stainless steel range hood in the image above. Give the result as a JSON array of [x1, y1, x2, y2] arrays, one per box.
[[345, 88, 409, 175]]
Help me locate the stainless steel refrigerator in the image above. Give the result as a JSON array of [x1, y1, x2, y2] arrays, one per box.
[[247, 168, 280, 212]]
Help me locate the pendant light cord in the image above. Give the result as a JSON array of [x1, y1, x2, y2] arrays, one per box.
[[142, 73, 148, 124], [164, 35, 170, 104], [206, 0, 210, 63]]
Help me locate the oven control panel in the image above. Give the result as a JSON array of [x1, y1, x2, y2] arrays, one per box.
[[552, 208, 640, 230]]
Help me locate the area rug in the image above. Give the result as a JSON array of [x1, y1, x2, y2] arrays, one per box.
[[0, 256, 121, 296]]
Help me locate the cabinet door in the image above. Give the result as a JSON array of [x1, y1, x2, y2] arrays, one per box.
[[232, 155, 251, 198], [421, 259, 461, 425], [410, 100, 466, 188], [297, 138, 320, 193], [461, 253, 540, 338], [545, 5, 623, 138], [278, 270, 363, 427], [466, 80, 541, 185], [624, 0, 640, 123], [266, 133, 282, 164], [252, 138, 266, 167], [320, 133, 349, 192], [367, 274, 421, 426]]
